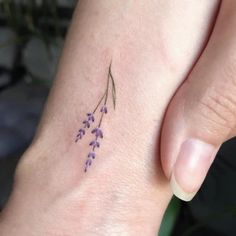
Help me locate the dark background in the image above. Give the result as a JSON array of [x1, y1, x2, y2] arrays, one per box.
[[0, 1, 236, 235]]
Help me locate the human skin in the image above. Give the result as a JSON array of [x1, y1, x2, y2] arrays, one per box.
[[0, 1, 219, 235], [161, 0, 236, 201]]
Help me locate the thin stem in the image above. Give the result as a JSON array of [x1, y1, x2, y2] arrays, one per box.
[[104, 64, 111, 105], [92, 63, 112, 113], [98, 113, 104, 128], [109, 63, 116, 109], [98, 64, 111, 127], [93, 92, 106, 114]]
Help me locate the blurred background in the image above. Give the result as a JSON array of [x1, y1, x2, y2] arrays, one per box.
[[0, 1, 236, 235]]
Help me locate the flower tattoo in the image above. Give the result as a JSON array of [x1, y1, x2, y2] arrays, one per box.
[[75, 63, 116, 172]]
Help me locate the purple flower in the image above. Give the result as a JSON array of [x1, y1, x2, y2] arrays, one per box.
[[88, 152, 96, 159], [75, 129, 85, 142], [100, 106, 108, 114], [84, 159, 92, 172], [76, 63, 116, 173], [92, 128, 103, 139], [90, 140, 100, 150], [78, 129, 85, 135], [87, 113, 95, 122], [83, 120, 90, 128]]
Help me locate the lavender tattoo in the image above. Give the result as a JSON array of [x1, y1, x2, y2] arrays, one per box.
[[75, 63, 116, 172]]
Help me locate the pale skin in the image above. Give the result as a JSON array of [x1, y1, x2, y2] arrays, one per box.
[[2, 0, 234, 235]]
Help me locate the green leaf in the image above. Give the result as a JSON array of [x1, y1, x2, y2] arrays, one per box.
[[109, 63, 116, 109], [159, 197, 181, 236]]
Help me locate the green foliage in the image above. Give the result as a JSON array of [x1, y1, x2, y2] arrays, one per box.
[[0, 0, 69, 84], [159, 197, 181, 236], [0, 0, 61, 40]]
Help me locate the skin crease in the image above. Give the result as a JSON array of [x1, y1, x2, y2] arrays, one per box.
[[0, 1, 220, 235]]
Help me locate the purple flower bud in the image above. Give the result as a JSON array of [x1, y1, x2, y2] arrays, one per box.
[[90, 140, 100, 149], [87, 113, 95, 122], [100, 106, 108, 114], [75, 128, 86, 142], [88, 152, 96, 159], [86, 159, 92, 166], [83, 120, 90, 128], [75, 138, 79, 143], [84, 159, 92, 172], [91, 128, 103, 139], [78, 129, 85, 135]]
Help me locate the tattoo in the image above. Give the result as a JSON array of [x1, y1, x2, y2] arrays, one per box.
[[75, 62, 116, 172]]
